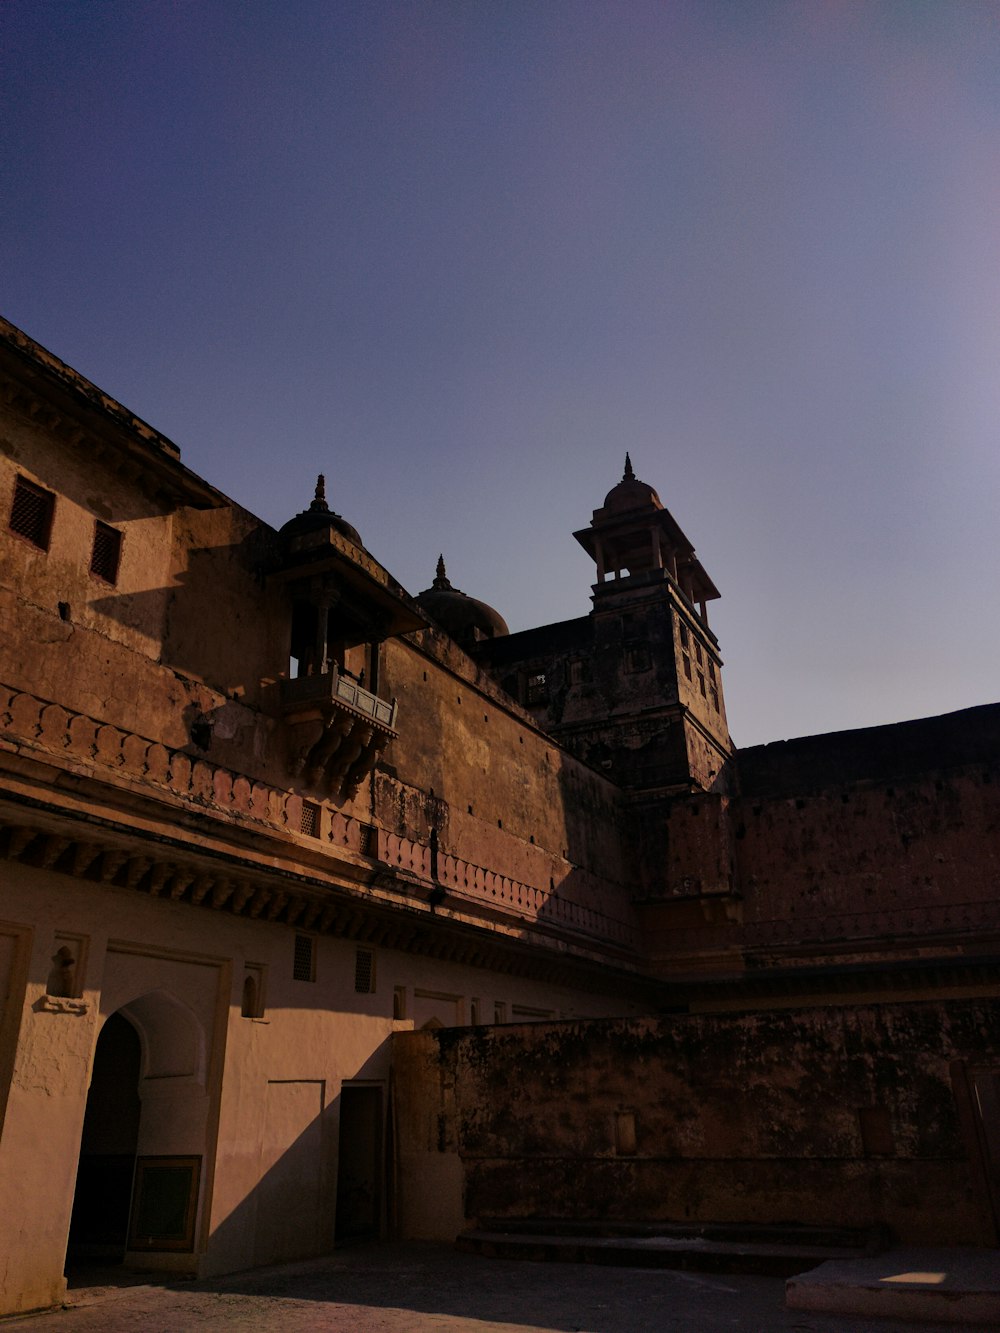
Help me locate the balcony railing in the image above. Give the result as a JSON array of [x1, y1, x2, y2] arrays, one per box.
[[281, 669, 397, 731]]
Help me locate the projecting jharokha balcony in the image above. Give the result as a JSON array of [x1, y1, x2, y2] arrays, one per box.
[[281, 669, 399, 796]]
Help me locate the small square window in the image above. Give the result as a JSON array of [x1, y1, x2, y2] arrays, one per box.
[[9, 476, 55, 550], [300, 800, 321, 837], [90, 521, 122, 584], [355, 947, 375, 994], [293, 934, 315, 982]]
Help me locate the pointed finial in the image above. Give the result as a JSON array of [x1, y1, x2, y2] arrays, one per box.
[[432, 553, 452, 590], [309, 474, 328, 512], [623, 452, 635, 481]]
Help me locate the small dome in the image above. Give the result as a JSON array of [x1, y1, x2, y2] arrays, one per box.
[[279, 475, 363, 548], [603, 453, 662, 513], [415, 556, 509, 645]]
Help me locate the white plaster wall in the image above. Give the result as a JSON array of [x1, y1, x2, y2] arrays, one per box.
[[0, 858, 636, 1310]]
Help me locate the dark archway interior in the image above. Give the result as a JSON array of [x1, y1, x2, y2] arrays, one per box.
[[66, 1013, 142, 1265]]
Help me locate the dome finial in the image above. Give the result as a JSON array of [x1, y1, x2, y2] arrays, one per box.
[[623, 452, 635, 481], [433, 554, 452, 590], [309, 474, 328, 512]]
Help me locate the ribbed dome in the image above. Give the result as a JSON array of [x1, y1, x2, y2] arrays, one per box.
[[279, 475, 363, 548], [415, 556, 509, 645], [603, 453, 662, 513]]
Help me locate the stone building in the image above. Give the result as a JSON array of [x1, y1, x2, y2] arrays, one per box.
[[0, 317, 997, 1314]]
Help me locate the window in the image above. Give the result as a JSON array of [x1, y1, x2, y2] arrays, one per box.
[[682, 653, 692, 681], [470, 997, 481, 1024], [493, 1000, 507, 1024], [678, 622, 689, 649], [568, 658, 586, 686], [293, 934, 315, 982], [358, 822, 376, 856], [355, 947, 375, 994], [624, 645, 650, 674], [393, 985, 406, 1019], [695, 641, 703, 666], [90, 521, 122, 584], [300, 800, 321, 837], [9, 476, 54, 550], [526, 672, 547, 705], [699, 672, 707, 697], [711, 686, 720, 712], [708, 661, 716, 683]]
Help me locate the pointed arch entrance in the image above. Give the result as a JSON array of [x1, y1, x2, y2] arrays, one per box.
[[66, 990, 208, 1270], [67, 1012, 141, 1262]]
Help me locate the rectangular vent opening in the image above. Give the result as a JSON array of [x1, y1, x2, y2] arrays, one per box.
[[358, 823, 376, 856], [90, 520, 122, 584], [300, 801, 321, 837], [293, 934, 315, 982], [10, 476, 55, 550], [354, 947, 375, 994]]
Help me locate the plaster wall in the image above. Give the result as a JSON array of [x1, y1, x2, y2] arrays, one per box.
[[0, 858, 633, 1313], [392, 1001, 1000, 1246]]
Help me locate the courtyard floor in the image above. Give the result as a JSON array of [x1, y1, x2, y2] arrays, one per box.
[[7, 1242, 972, 1333]]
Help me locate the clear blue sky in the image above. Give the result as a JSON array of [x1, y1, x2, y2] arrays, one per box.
[[4, 1, 999, 746]]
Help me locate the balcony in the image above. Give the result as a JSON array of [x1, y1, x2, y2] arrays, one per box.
[[281, 669, 398, 796]]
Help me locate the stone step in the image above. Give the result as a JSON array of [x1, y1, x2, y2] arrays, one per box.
[[471, 1217, 888, 1252], [456, 1228, 876, 1278]]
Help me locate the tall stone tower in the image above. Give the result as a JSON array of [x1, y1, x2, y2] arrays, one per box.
[[477, 455, 732, 797]]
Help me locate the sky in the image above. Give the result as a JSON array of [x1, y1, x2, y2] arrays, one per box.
[[3, 1, 999, 747]]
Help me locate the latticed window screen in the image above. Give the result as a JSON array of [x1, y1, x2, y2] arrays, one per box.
[[90, 521, 122, 584], [300, 801, 320, 837], [358, 823, 375, 856], [354, 947, 375, 994], [293, 934, 315, 982], [9, 476, 54, 550]]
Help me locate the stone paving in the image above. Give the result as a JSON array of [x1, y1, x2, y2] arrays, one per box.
[[8, 1243, 968, 1332]]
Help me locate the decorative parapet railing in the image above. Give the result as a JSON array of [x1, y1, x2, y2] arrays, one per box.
[[377, 830, 638, 950], [0, 682, 638, 953], [0, 681, 368, 854]]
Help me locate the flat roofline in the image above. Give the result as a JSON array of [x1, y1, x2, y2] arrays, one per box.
[[0, 316, 227, 509]]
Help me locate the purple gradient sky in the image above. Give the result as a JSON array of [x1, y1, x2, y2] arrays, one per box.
[[4, 2, 999, 746]]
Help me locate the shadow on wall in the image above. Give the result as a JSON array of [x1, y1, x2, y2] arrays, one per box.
[[205, 1051, 390, 1277], [89, 528, 282, 699]]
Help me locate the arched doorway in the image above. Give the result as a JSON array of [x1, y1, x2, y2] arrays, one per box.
[[66, 1012, 142, 1264], [66, 990, 208, 1275]]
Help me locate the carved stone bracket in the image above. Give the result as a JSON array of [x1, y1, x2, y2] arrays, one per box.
[[282, 669, 398, 796]]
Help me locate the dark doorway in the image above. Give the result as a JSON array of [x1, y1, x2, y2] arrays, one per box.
[[66, 1013, 142, 1264], [335, 1084, 383, 1243]]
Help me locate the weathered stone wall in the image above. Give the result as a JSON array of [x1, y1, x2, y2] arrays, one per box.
[[392, 1001, 1000, 1246]]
